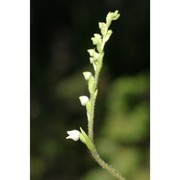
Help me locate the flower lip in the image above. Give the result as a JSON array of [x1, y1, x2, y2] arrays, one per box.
[[66, 130, 80, 141]]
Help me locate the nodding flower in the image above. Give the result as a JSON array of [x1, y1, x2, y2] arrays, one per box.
[[66, 130, 80, 141]]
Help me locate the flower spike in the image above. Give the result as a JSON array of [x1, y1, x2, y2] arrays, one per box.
[[66, 10, 125, 180]]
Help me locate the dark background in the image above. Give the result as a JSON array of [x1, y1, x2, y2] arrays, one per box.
[[31, 0, 150, 180]]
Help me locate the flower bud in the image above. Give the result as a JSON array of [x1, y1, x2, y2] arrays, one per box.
[[83, 71, 92, 80], [87, 49, 95, 56], [104, 30, 113, 43], [106, 10, 120, 25], [91, 33, 102, 45], [87, 49, 100, 62], [98, 22, 107, 36]]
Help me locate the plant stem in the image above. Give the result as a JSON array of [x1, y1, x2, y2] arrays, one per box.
[[88, 64, 101, 142], [87, 56, 125, 179], [91, 148, 125, 180]]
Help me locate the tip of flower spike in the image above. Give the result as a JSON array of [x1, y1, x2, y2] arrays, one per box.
[[113, 10, 120, 20], [106, 10, 120, 25]]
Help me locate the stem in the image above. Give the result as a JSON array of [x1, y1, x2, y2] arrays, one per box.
[[91, 148, 125, 180], [88, 65, 101, 142], [87, 55, 126, 179]]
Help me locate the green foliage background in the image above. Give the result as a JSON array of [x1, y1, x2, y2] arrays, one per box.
[[31, 0, 150, 179]]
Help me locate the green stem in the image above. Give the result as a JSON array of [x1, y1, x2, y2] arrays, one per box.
[[88, 64, 101, 141], [87, 56, 125, 179], [91, 148, 125, 180]]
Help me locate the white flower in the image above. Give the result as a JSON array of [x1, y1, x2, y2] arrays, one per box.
[[83, 71, 92, 80], [66, 130, 80, 141], [79, 96, 89, 106]]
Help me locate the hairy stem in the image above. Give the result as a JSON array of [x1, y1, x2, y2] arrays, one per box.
[[91, 148, 125, 180], [88, 65, 101, 141], [87, 53, 125, 179], [87, 66, 126, 179]]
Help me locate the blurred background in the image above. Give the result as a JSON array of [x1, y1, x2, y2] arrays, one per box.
[[30, 0, 150, 180]]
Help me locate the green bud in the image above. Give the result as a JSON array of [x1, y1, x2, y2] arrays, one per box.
[[87, 49, 100, 62], [106, 12, 112, 25], [91, 37, 98, 45], [106, 10, 120, 25], [91, 33, 102, 45], [87, 49, 95, 56], [94, 33, 101, 39], [98, 22, 107, 36], [98, 22, 105, 29], [104, 30, 113, 43], [111, 10, 120, 20]]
